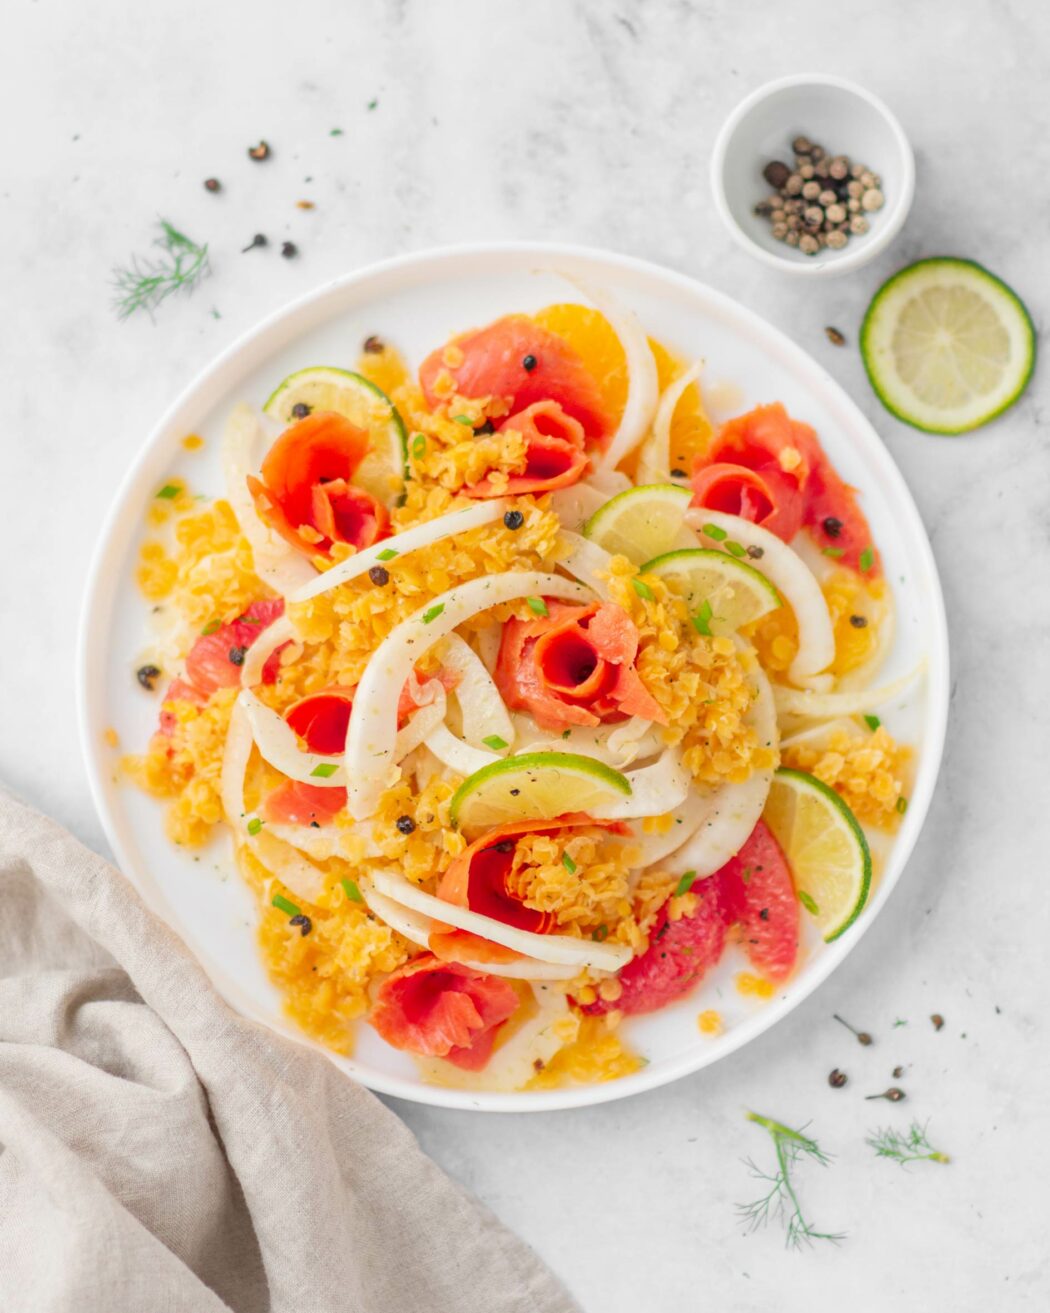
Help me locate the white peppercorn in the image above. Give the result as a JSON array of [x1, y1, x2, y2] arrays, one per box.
[[792, 135, 813, 155], [771, 222, 788, 240], [828, 157, 849, 180], [798, 233, 820, 255], [785, 230, 800, 246], [861, 188, 884, 211], [849, 214, 870, 235], [848, 197, 861, 212], [825, 202, 847, 224], [801, 180, 821, 200], [851, 161, 865, 178], [847, 179, 864, 198], [799, 163, 815, 180], [754, 134, 884, 255], [810, 145, 825, 161], [818, 188, 838, 207], [771, 208, 786, 223], [784, 174, 803, 195], [860, 170, 876, 189], [825, 229, 848, 249], [804, 205, 824, 226]]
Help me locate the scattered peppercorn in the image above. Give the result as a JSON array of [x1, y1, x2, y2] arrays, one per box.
[[203, 177, 221, 193], [866, 1087, 906, 1102], [368, 565, 390, 586], [823, 516, 843, 538], [363, 335, 384, 353], [892, 1065, 905, 1079], [136, 664, 161, 691], [522, 354, 537, 372], [825, 326, 846, 347], [762, 160, 791, 189], [242, 233, 267, 252], [395, 815, 416, 835], [756, 135, 883, 256], [281, 241, 298, 259], [289, 914, 312, 936], [849, 614, 868, 629], [228, 646, 247, 666], [759, 907, 770, 921], [828, 1068, 848, 1088], [509, 788, 520, 797], [473, 419, 495, 435], [833, 1013, 873, 1045], [931, 1013, 945, 1031], [491, 840, 515, 853], [670, 468, 687, 478], [248, 141, 271, 161], [296, 200, 315, 210], [291, 402, 311, 419], [503, 509, 525, 530], [746, 545, 764, 560]]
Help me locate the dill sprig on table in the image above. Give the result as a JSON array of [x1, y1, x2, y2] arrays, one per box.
[[737, 1112, 846, 1250], [866, 1120, 951, 1166], [112, 219, 211, 320]]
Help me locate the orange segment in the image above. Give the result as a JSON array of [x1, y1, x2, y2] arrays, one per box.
[[532, 303, 713, 471]]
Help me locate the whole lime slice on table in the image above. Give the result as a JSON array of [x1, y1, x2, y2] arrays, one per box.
[[641, 547, 781, 635], [583, 482, 693, 563], [450, 752, 631, 837], [861, 258, 1035, 434], [263, 366, 408, 504], [762, 768, 872, 942]]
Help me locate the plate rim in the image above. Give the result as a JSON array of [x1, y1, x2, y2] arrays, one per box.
[[77, 240, 950, 1112]]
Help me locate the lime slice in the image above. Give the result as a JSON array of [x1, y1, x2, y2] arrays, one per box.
[[263, 366, 408, 505], [450, 752, 631, 836], [861, 258, 1035, 434], [641, 547, 780, 635], [583, 483, 693, 563], [762, 768, 872, 942]]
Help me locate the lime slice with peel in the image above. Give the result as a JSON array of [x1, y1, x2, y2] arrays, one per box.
[[861, 258, 1035, 434], [583, 483, 693, 563], [450, 752, 631, 837], [762, 768, 872, 942], [641, 547, 781, 635], [263, 366, 408, 505]]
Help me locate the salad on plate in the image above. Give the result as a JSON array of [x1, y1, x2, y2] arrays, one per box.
[[126, 283, 918, 1091]]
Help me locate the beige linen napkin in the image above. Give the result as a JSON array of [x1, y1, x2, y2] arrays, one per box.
[[0, 789, 580, 1313]]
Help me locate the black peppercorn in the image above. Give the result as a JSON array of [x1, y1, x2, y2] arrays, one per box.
[[363, 335, 384, 354], [762, 160, 791, 189], [503, 510, 524, 530], [291, 402, 311, 419], [824, 326, 846, 347], [931, 1013, 945, 1031], [368, 565, 390, 586], [136, 664, 161, 691], [849, 614, 868, 629], [865, 1087, 906, 1102], [828, 1068, 848, 1088], [473, 419, 495, 435], [228, 646, 247, 666], [203, 177, 221, 193], [892, 1065, 905, 1079], [822, 516, 843, 538], [289, 914, 312, 936], [490, 840, 514, 853], [395, 815, 416, 835], [522, 354, 537, 372], [248, 141, 271, 161], [670, 468, 687, 478], [281, 241, 298, 259], [242, 233, 267, 252], [746, 545, 765, 559]]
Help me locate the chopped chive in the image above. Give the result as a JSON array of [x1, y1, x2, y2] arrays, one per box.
[[864, 714, 881, 732], [798, 890, 820, 916], [411, 433, 426, 458], [246, 816, 264, 836], [311, 762, 339, 778], [526, 596, 549, 617], [675, 870, 697, 897], [156, 483, 181, 499], [341, 877, 364, 903], [631, 577, 654, 601], [896, 796, 908, 815], [201, 619, 221, 636], [692, 598, 713, 636], [482, 735, 508, 750], [591, 923, 609, 942], [421, 603, 445, 624], [272, 893, 301, 918], [725, 540, 746, 558], [451, 414, 473, 425], [562, 852, 577, 874], [376, 547, 398, 561], [240, 616, 261, 625], [860, 547, 874, 572], [822, 547, 845, 559], [702, 523, 727, 541]]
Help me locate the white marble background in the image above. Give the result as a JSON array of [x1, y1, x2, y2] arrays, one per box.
[[2, 0, 1048, 1308]]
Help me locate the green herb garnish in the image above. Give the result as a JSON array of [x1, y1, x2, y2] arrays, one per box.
[[859, 547, 874, 572], [272, 893, 302, 918], [692, 599, 713, 636], [412, 433, 426, 458], [738, 1112, 844, 1249], [452, 414, 473, 425], [376, 548, 399, 561], [631, 577, 654, 601], [725, 540, 747, 558], [562, 852, 577, 874], [421, 603, 445, 624], [866, 1120, 950, 1166], [482, 735, 508, 750], [703, 523, 727, 541], [201, 619, 221, 636], [330, 127, 344, 136], [591, 923, 609, 942], [798, 891, 820, 916], [113, 219, 211, 321], [864, 714, 881, 731], [311, 762, 339, 778], [675, 870, 697, 897], [156, 483, 181, 500], [526, 596, 549, 617], [341, 878, 364, 903], [246, 817, 263, 836], [896, 796, 908, 815], [822, 547, 845, 559]]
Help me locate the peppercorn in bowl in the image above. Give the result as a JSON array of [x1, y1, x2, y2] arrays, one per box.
[[79, 244, 947, 1110]]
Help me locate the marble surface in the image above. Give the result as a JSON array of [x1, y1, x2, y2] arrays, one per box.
[[3, 0, 1048, 1308]]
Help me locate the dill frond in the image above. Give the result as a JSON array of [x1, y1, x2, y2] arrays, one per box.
[[737, 1112, 846, 1250], [866, 1120, 950, 1166], [112, 219, 211, 321]]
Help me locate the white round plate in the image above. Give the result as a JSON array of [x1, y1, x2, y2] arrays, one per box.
[[78, 243, 949, 1112]]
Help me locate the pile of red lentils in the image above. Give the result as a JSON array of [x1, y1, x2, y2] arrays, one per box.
[[756, 136, 884, 256]]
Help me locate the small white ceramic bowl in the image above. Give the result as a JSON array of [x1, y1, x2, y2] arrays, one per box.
[[711, 74, 915, 277]]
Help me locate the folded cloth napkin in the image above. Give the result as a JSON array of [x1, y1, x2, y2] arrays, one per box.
[[0, 789, 580, 1313]]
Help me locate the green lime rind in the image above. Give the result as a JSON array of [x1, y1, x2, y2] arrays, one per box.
[[771, 767, 872, 943], [263, 366, 409, 492], [449, 751, 632, 831], [860, 257, 1036, 436]]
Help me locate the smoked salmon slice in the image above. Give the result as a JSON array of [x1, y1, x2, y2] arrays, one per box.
[[494, 600, 666, 732], [283, 669, 459, 756], [247, 411, 389, 559], [419, 315, 615, 446], [370, 954, 520, 1067], [462, 400, 589, 498], [690, 461, 805, 542]]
